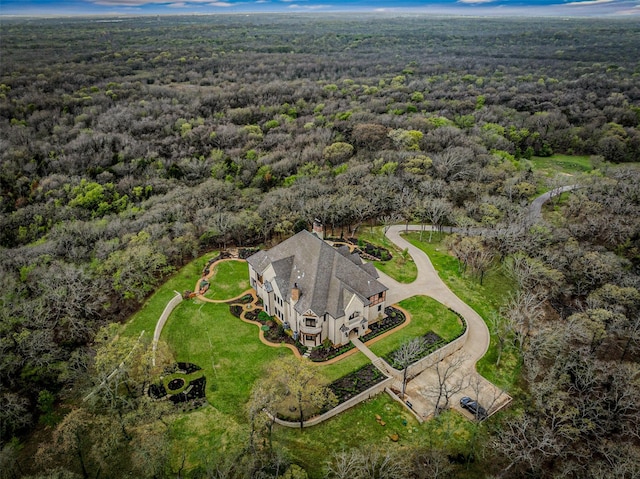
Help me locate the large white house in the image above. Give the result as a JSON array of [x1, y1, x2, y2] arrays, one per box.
[[246, 230, 388, 348]]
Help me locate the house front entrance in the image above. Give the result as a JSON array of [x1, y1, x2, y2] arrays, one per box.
[[348, 327, 361, 339]]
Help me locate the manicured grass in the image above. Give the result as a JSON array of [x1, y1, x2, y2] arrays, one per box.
[[314, 351, 371, 383], [529, 154, 593, 176], [357, 227, 418, 283], [368, 296, 463, 359], [168, 405, 249, 471], [402, 233, 520, 390], [274, 396, 487, 479], [122, 252, 220, 338], [163, 300, 289, 419], [273, 394, 420, 478], [203, 260, 250, 300]]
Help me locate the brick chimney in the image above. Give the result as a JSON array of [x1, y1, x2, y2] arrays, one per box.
[[291, 282, 300, 302], [312, 218, 324, 240]]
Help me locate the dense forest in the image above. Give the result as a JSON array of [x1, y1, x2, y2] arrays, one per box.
[[1, 14, 639, 478]]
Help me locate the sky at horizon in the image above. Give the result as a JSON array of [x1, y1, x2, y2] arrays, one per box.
[[1, 0, 639, 17]]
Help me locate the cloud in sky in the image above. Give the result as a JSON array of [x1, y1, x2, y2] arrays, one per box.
[[457, 0, 498, 4], [2, 0, 639, 16], [564, 0, 615, 5]]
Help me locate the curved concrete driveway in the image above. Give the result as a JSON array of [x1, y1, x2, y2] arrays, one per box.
[[381, 225, 506, 419], [384, 225, 490, 363], [381, 182, 578, 418], [527, 184, 579, 225]]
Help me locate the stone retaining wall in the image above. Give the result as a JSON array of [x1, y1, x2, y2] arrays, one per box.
[[273, 376, 394, 428], [384, 319, 469, 382], [152, 291, 183, 366]]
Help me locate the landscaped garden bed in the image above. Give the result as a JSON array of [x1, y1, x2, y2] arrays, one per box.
[[168, 378, 186, 391], [309, 306, 406, 362], [349, 237, 393, 261], [148, 383, 167, 399], [177, 362, 201, 374], [326, 236, 393, 261], [147, 362, 207, 408], [327, 363, 387, 405], [361, 307, 406, 342], [383, 331, 445, 369], [169, 376, 207, 404], [309, 341, 355, 362], [238, 247, 260, 259], [231, 306, 308, 356], [233, 293, 254, 305]]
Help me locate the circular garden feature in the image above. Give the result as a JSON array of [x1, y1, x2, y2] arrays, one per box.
[[168, 377, 186, 391], [147, 362, 207, 409]]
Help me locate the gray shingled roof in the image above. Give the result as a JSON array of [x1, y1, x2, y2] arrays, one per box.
[[246, 231, 388, 318]]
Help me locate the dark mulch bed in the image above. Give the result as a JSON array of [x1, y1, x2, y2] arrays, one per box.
[[186, 377, 206, 400], [237, 294, 254, 305], [361, 307, 405, 342], [328, 363, 387, 405], [347, 237, 393, 261], [230, 304, 243, 318], [169, 376, 207, 404], [239, 247, 260, 259], [149, 363, 206, 409], [310, 341, 355, 362], [234, 305, 307, 356], [148, 383, 167, 399], [177, 362, 201, 374], [168, 378, 185, 391], [263, 325, 307, 356], [310, 307, 405, 362], [383, 331, 445, 369]]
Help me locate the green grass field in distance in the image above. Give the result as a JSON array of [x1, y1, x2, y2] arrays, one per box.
[[529, 154, 593, 176]]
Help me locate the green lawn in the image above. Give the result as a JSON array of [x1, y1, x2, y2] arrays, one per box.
[[203, 260, 250, 300], [368, 296, 463, 359], [121, 252, 220, 338], [274, 396, 487, 479], [402, 233, 520, 390], [529, 154, 593, 176], [357, 227, 418, 283], [274, 394, 420, 476], [163, 301, 289, 419]]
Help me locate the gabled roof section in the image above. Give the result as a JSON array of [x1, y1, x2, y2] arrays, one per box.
[[246, 230, 387, 318]]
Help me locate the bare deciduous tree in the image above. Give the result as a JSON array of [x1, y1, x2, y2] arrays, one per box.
[[422, 352, 469, 416], [391, 337, 425, 398]]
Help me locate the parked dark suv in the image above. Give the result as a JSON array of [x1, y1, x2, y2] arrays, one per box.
[[460, 396, 488, 420]]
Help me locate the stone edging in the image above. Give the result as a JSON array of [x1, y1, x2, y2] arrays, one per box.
[[272, 376, 394, 428], [233, 289, 303, 358]]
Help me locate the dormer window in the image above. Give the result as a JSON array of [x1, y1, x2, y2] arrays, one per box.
[[305, 318, 316, 327], [349, 311, 360, 320]]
